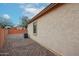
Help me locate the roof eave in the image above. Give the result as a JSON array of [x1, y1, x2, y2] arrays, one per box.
[[28, 3, 58, 24]]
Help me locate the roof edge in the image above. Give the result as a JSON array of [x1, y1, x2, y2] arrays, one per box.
[[28, 3, 62, 24]]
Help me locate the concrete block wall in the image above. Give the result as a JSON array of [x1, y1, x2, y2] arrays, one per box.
[[0, 28, 8, 48], [8, 28, 27, 34]]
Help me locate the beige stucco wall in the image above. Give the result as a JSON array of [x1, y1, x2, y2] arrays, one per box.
[[28, 4, 79, 56]]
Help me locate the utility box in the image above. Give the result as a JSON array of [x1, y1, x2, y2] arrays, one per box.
[[24, 33, 28, 38]]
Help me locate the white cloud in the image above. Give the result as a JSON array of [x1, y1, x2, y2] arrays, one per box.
[[3, 14, 10, 19], [20, 3, 49, 18], [24, 7, 44, 14], [23, 7, 44, 18], [20, 3, 36, 8], [22, 7, 44, 19], [14, 22, 20, 27]]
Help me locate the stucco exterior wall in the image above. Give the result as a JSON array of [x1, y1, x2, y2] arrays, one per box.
[[28, 4, 79, 56]]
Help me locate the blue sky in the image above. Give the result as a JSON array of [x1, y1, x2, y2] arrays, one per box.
[[0, 3, 49, 26]]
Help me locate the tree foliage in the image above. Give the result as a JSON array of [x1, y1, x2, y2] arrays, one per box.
[[20, 16, 29, 28], [0, 16, 13, 28]]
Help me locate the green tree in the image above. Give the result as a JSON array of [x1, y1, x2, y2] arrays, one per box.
[[0, 16, 13, 28], [21, 16, 29, 28]]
